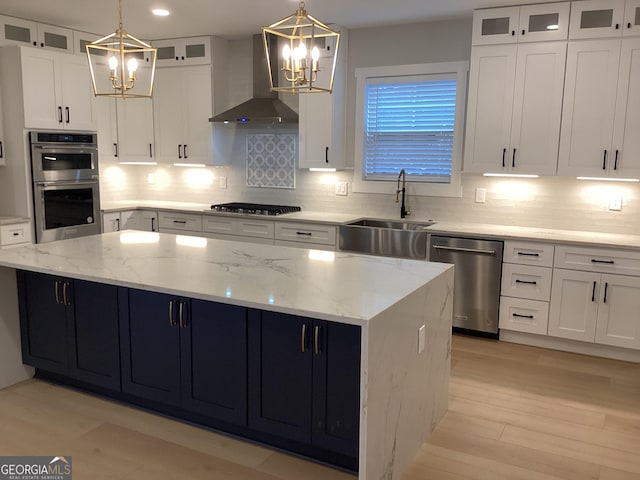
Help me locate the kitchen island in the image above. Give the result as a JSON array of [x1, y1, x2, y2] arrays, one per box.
[[0, 231, 453, 480]]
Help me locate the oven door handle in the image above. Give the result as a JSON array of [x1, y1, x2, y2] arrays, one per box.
[[32, 145, 97, 151], [36, 180, 99, 187]]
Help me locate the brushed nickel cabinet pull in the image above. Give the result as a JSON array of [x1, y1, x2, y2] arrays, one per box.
[[314, 325, 320, 355], [63, 281, 70, 306], [179, 301, 187, 328], [301, 323, 307, 353], [169, 299, 176, 326], [55, 280, 61, 305]]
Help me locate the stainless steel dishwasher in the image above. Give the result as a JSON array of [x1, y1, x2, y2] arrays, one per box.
[[429, 236, 503, 336]]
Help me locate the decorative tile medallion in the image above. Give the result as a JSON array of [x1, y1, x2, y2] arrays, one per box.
[[246, 134, 296, 189]]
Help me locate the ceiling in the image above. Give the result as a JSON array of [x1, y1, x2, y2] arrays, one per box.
[[0, 0, 566, 40]]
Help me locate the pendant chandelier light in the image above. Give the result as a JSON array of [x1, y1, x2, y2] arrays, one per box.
[[86, 0, 157, 98], [262, 1, 340, 94]]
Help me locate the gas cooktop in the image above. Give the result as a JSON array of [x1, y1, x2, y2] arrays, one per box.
[[209, 202, 301, 216]]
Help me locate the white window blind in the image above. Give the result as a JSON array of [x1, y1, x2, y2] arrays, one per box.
[[364, 73, 457, 183]]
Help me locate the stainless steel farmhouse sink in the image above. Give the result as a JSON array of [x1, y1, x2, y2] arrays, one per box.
[[338, 218, 436, 259]]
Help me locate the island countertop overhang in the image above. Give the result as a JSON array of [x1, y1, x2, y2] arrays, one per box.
[[0, 231, 452, 325]]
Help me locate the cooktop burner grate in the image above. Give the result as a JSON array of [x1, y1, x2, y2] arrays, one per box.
[[210, 202, 301, 216]]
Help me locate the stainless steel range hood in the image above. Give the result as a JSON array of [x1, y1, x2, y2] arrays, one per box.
[[209, 35, 298, 124]]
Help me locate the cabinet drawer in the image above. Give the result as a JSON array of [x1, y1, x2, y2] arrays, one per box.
[[501, 263, 552, 301], [554, 245, 640, 276], [503, 240, 554, 267], [499, 296, 549, 335], [235, 219, 274, 239], [275, 222, 337, 246], [203, 217, 274, 239], [274, 240, 335, 252], [202, 216, 236, 235], [158, 212, 202, 232], [0, 222, 32, 246]]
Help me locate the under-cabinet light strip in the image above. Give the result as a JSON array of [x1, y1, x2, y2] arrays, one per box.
[[576, 177, 640, 182]]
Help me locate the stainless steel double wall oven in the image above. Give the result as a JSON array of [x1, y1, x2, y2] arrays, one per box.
[[29, 131, 101, 243]]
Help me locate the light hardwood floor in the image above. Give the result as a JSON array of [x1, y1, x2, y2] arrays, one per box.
[[1, 335, 638, 479]]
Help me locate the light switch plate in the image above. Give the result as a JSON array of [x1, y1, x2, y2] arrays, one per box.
[[475, 188, 486, 203], [219, 176, 228, 189], [609, 195, 622, 211], [335, 182, 348, 196]]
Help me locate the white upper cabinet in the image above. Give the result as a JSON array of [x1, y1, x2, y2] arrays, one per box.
[[569, 0, 626, 39], [464, 41, 566, 175], [115, 98, 155, 164], [611, 38, 640, 177], [625, 0, 640, 35], [153, 64, 213, 165], [19, 47, 95, 130], [472, 3, 569, 45], [558, 38, 640, 178], [0, 15, 72, 53], [298, 28, 348, 170], [152, 37, 211, 67]]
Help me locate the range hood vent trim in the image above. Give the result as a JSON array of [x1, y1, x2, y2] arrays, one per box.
[[209, 35, 298, 124]]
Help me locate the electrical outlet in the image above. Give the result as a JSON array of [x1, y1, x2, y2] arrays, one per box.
[[609, 195, 622, 211], [335, 181, 348, 196], [219, 176, 228, 189], [418, 325, 426, 354], [147, 173, 154, 185], [475, 187, 486, 203]]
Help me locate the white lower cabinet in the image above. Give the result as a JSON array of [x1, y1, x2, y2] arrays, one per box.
[[274, 222, 337, 250], [548, 246, 640, 350], [0, 222, 32, 248], [499, 240, 553, 335], [102, 210, 158, 233]]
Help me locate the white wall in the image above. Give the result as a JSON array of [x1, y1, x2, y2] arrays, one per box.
[[99, 18, 640, 235]]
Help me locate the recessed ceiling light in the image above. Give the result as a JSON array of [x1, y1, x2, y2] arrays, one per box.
[[152, 8, 170, 16]]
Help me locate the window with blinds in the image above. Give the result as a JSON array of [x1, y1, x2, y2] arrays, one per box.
[[363, 73, 457, 183]]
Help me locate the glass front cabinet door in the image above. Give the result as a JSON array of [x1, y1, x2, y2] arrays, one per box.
[[472, 3, 569, 45]]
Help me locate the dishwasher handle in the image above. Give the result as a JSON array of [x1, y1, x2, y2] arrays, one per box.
[[432, 245, 497, 256]]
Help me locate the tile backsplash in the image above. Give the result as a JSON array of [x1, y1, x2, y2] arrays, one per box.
[[100, 147, 640, 235]]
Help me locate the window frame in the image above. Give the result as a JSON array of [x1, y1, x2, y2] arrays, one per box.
[[353, 61, 468, 197]]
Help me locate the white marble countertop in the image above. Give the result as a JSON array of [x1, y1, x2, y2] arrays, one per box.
[[0, 216, 30, 226], [100, 201, 640, 249], [425, 222, 640, 250], [0, 231, 451, 325]]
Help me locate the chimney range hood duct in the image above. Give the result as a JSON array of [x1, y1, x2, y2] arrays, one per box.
[[209, 35, 298, 124]]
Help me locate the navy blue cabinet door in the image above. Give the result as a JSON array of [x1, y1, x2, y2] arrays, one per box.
[[312, 321, 361, 458], [121, 289, 181, 406], [18, 271, 69, 375], [248, 309, 313, 444], [181, 300, 247, 426], [68, 280, 122, 390]]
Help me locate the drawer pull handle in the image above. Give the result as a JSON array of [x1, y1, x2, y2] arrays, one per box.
[[502, 148, 506, 168], [517, 252, 539, 257], [603, 150, 608, 170], [512, 313, 534, 319], [603, 282, 608, 303], [591, 259, 614, 265], [173, 220, 187, 224], [296, 231, 312, 236], [592, 281, 596, 302], [12, 232, 19, 236], [515, 279, 537, 285]]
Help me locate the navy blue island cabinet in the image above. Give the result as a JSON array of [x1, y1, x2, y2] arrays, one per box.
[[17, 270, 122, 390], [120, 288, 248, 426], [248, 309, 361, 459], [17, 271, 361, 470]]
